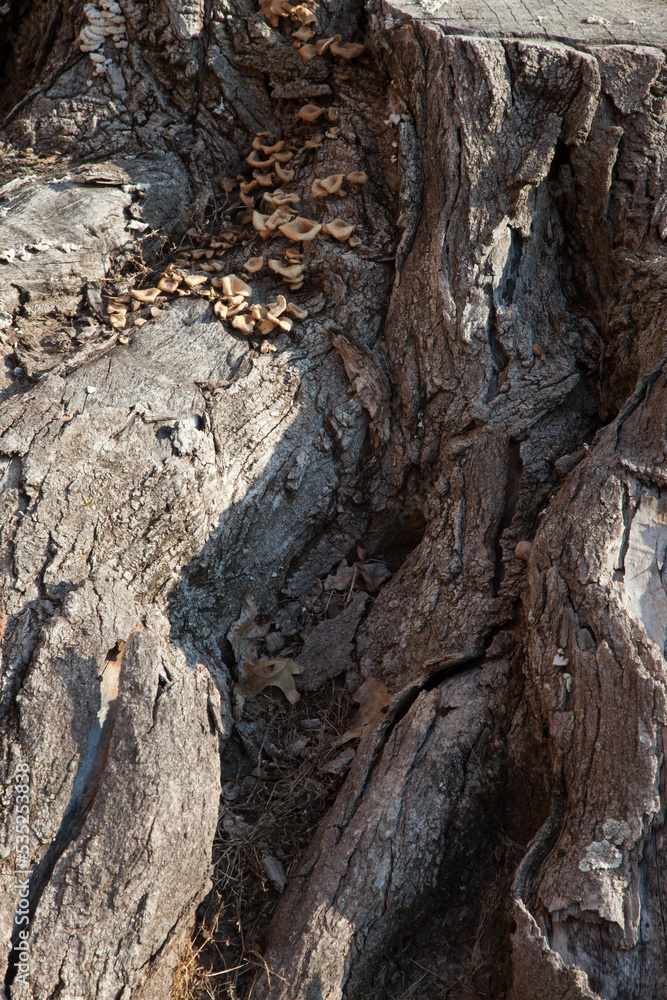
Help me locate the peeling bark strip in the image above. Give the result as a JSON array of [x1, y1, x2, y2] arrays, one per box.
[[3, 0, 667, 998]]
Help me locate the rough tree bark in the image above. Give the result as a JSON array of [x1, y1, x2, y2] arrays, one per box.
[[2, 1, 667, 998]]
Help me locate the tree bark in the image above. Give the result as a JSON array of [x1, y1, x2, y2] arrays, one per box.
[[2, 1, 667, 998]]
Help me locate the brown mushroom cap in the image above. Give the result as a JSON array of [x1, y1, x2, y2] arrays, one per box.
[[184, 274, 208, 288], [323, 218, 355, 241], [252, 170, 275, 188], [265, 208, 294, 231], [330, 40, 366, 59], [286, 302, 308, 320], [291, 4, 317, 23], [157, 276, 181, 293], [269, 259, 305, 281], [252, 210, 271, 237], [109, 313, 127, 329], [278, 216, 322, 242], [293, 25, 315, 41], [240, 180, 258, 194], [246, 150, 275, 170], [305, 134, 324, 149], [275, 162, 295, 183], [264, 189, 300, 207], [346, 170, 368, 185], [348, 235, 362, 247], [268, 312, 293, 332], [267, 294, 288, 316], [298, 44, 318, 61], [213, 300, 228, 320], [252, 137, 285, 155], [315, 34, 341, 55], [313, 173, 344, 196], [130, 287, 161, 303], [258, 318, 278, 336], [239, 191, 255, 207], [231, 314, 256, 335], [221, 274, 253, 297], [259, 0, 294, 27], [243, 257, 264, 274], [298, 104, 325, 122]]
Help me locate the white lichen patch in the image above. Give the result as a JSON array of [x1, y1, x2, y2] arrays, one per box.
[[603, 818, 632, 844], [579, 838, 623, 872]]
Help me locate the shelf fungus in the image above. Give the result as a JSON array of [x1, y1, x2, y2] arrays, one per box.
[[184, 274, 208, 288], [243, 257, 264, 274], [298, 104, 326, 122], [293, 25, 315, 41], [305, 134, 324, 149], [312, 174, 345, 197], [269, 259, 305, 282], [347, 170, 368, 185], [323, 218, 355, 241], [278, 216, 322, 242]]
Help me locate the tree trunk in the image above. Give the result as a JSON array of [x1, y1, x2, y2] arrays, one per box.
[[2, 1, 667, 998]]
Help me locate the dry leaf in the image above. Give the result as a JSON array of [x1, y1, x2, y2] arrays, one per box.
[[234, 657, 303, 704], [357, 561, 392, 592], [323, 559, 356, 591], [262, 855, 287, 891], [323, 558, 392, 592], [227, 587, 272, 678], [335, 677, 390, 745], [323, 748, 356, 773]]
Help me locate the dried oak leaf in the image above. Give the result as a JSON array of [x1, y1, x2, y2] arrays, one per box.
[[324, 559, 392, 592], [323, 559, 356, 591], [335, 677, 390, 745], [234, 657, 303, 704], [357, 561, 392, 592], [227, 587, 272, 677]]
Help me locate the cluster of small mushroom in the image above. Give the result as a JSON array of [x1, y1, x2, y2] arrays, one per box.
[[234, 112, 367, 275], [104, 252, 308, 344], [79, 0, 127, 76], [258, 0, 366, 63], [210, 274, 308, 338]]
